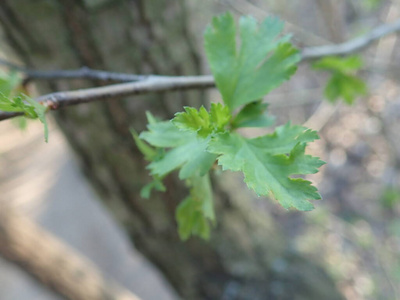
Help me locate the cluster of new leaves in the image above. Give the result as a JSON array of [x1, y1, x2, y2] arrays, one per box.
[[135, 12, 324, 240], [313, 55, 367, 104], [0, 72, 48, 142]]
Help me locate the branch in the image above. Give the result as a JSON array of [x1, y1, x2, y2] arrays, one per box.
[[301, 18, 400, 60], [0, 202, 142, 300], [1, 18, 399, 83], [0, 58, 146, 83], [0, 75, 215, 121], [1, 18, 400, 121]]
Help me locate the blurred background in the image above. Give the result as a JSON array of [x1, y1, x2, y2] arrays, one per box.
[[0, 0, 399, 299]]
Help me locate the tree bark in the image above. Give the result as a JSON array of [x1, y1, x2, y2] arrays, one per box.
[[0, 1, 343, 299]]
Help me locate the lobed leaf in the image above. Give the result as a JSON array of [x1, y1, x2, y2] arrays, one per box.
[[176, 174, 215, 240], [204, 13, 300, 111], [140, 115, 217, 180], [231, 101, 275, 128], [208, 124, 325, 210], [0, 93, 49, 142], [313, 55, 367, 104], [131, 128, 157, 161], [324, 73, 367, 104], [313, 55, 363, 73], [140, 114, 194, 148], [0, 72, 21, 97], [172, 103, 230, 137], [140, 178, 166, 199]]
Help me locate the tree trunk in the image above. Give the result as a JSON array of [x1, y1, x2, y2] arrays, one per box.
[[0, 1, 343, 299], [0, 202, 141, 300]]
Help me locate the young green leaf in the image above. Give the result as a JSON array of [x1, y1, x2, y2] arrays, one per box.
[[131, 128, 157, 161], [176, 174, 215, 240], [173, 106, 212, 136], [313, 55, 363, 73], [132, 127, 167, 198], [0, 93, 49, 142], [210, 103, 231, 131], [25, 97, 49, 142], [208, 124, 325, 210], [140, 114, 193, 148], [177, 196, 211, 240], [172, 103, 230, 136], [140, 178, 166, 199], [140, 116, 217, 180], [0, 72, 21, 97], [0, 93, 19, 112], [204, 12, 300, 111], [324, 73, 367, 104], [231, 101, 275, 128], [313, 56, 367, 104], [365, 0, 382, 9], [12, 116, 28, 130]]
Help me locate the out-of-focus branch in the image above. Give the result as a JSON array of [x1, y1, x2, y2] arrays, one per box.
[[0, 18, 399, 84], [0, 58, 146, 83], [1, 18, 400, 121], [301, 18, 400, 59], [0, 202, 141, 300]]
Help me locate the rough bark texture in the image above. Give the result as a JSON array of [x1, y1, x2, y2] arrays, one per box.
[[0, 1, 343, 299]]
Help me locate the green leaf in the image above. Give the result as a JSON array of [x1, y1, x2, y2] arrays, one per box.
[[172, 103, 230, 137], [231, 101, 275, 128], [0, 93, 19, 112], [380, 186, 400, 209], [313, 55, 367, 104], [249, 122, 320, 154], [204, 12, 300, 111], [140, 178, 166, 199], [176, 174, 215, 240], [313, 55, 363, 73], [208, 124, 324, 210], [173, 106, 212, 136], [140, 118, 217, 180], [177, 196, 211, 240], [0, 72, 21, 97], [131, 128, 157, 161], [364, 0, 382, 10], [210, 103, 231, 130], [12, 116, 28, 130], [25, 97, 49, 142], [0, 93, 49, 142], [148, 133, 216, 180], [324, 73, 367, 104], [140, 116, 194, 148], [0, 93, 33, 113]]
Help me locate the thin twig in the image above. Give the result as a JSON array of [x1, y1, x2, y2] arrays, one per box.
[[301, 18, 400, 59], [0, 111, 22, 120], [0, 75, 215, 121], [0, 58, 147, 83], [1, 18, 399, 83]]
